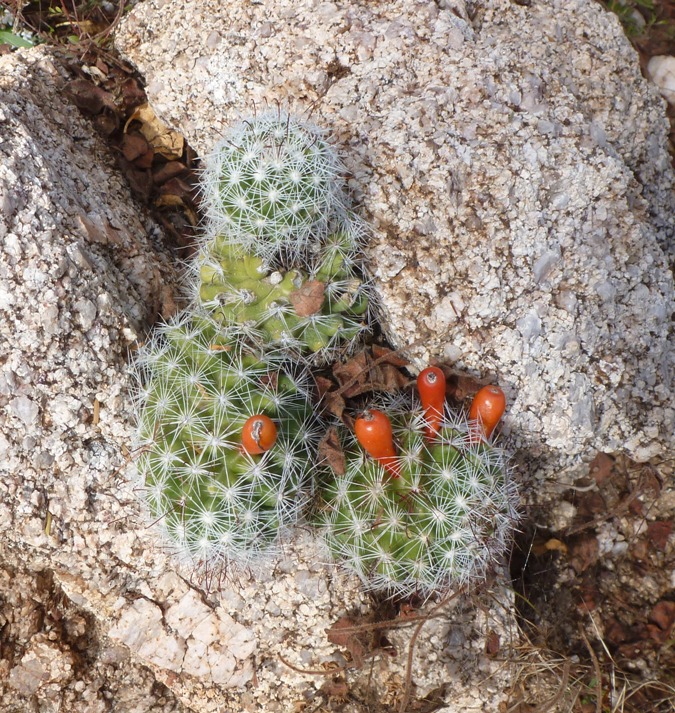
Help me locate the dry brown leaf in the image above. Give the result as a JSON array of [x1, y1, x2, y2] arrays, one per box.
[[333, 349, 408, 398], [322, 389, 346, 422], [289, 280, 325, 317], [485, 630, 500, 657], [152, 161, 188, 185], [320, 676, 349, 699], [333, 351, 368, 389], [154, 194, 185, 209], [568, 535, 599, 573], [120, 77, 146, 111], [326, 616, 367, 668], [451, 373, 487, 402], [314, 376, 334, 401], [588, 452, 615, 485], [66, 79, 116, 115], [371, 344, 411, 368], [122, 165, 153, 201], [73, 19, 107, 35], [648, 600, 675, 642], [125, 103, 184, 160], [134, 147, 155, 170], [543, 538, 568, 554], [121, 132, 149, 162], [318, 426, 346, 475], [646, 520, 673, 551]]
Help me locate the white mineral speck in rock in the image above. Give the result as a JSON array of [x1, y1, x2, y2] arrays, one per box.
[[10, 396, 39, 425], [549, 500, 577, 531], [73, 297, 97, 330], [49, 394, 81, 429], [647, 55, 675, 105]]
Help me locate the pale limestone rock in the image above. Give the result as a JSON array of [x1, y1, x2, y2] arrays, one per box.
[[110, 598, 188, 674], [116, 0, 675, 486], [1, 45, 515, 712]]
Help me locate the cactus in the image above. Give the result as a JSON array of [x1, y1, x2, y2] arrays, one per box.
[[194, 225, 370, 361], [316, 397, 518, 599], [131, 310, 321, 570], [199, 112, 349, 264]]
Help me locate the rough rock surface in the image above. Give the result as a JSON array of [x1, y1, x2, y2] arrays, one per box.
[[115, 0, 675, 483], [0, 46, 519, 712]]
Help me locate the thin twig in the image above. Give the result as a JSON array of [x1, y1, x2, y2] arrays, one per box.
[[579, 624, 602, 713], [399, 590, 461, 713], [328, 610, 446, 636], [278, 654, 347, 676]]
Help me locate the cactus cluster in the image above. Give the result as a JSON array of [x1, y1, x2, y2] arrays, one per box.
[[132, 111, 518, 593], [133, 112, 371, 571], [316, 397, 518, 598]]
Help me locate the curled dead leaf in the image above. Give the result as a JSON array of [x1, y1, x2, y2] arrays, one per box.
[[125, 102, 184, 160], [65, 78, 116, 115], [333, 349, 409, 399], [289, 280, 325, 317], [318, 426, 346, 475]]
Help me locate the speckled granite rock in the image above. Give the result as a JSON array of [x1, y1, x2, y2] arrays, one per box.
[[0, 46, 518, 712], [116, 0, 675, 484], [0, 563, 186, 713]]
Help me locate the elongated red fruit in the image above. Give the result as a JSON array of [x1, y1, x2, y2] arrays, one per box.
[[354, 409, 401, 479], [241, 414, 278, 454], [469, 385, 506, 439], [417, 366, 446, 442]]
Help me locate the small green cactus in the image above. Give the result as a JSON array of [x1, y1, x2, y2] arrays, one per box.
[[200, 112, 348, 263], [132, 310, 320, 569], [195, 229, 370, 361], [316, 399, 518, 598]]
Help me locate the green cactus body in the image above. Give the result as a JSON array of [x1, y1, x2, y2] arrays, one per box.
[[317, 402, 518, 598], [132, 311, 320, 569], [200, 113, 346, 262], [195, 235, 370, 362]]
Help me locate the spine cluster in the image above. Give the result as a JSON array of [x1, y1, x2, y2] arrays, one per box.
[[132, 111, 518, 595]]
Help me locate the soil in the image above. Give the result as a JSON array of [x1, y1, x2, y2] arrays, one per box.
[[1, 1, 674, 711]]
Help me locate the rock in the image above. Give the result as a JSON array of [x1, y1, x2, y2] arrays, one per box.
[[9, 637, 75, 697], [647, 55, 675, 106], [1, 45, 516, 712], [0, 562, 185, 712], [115, 0, 675, 483]]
